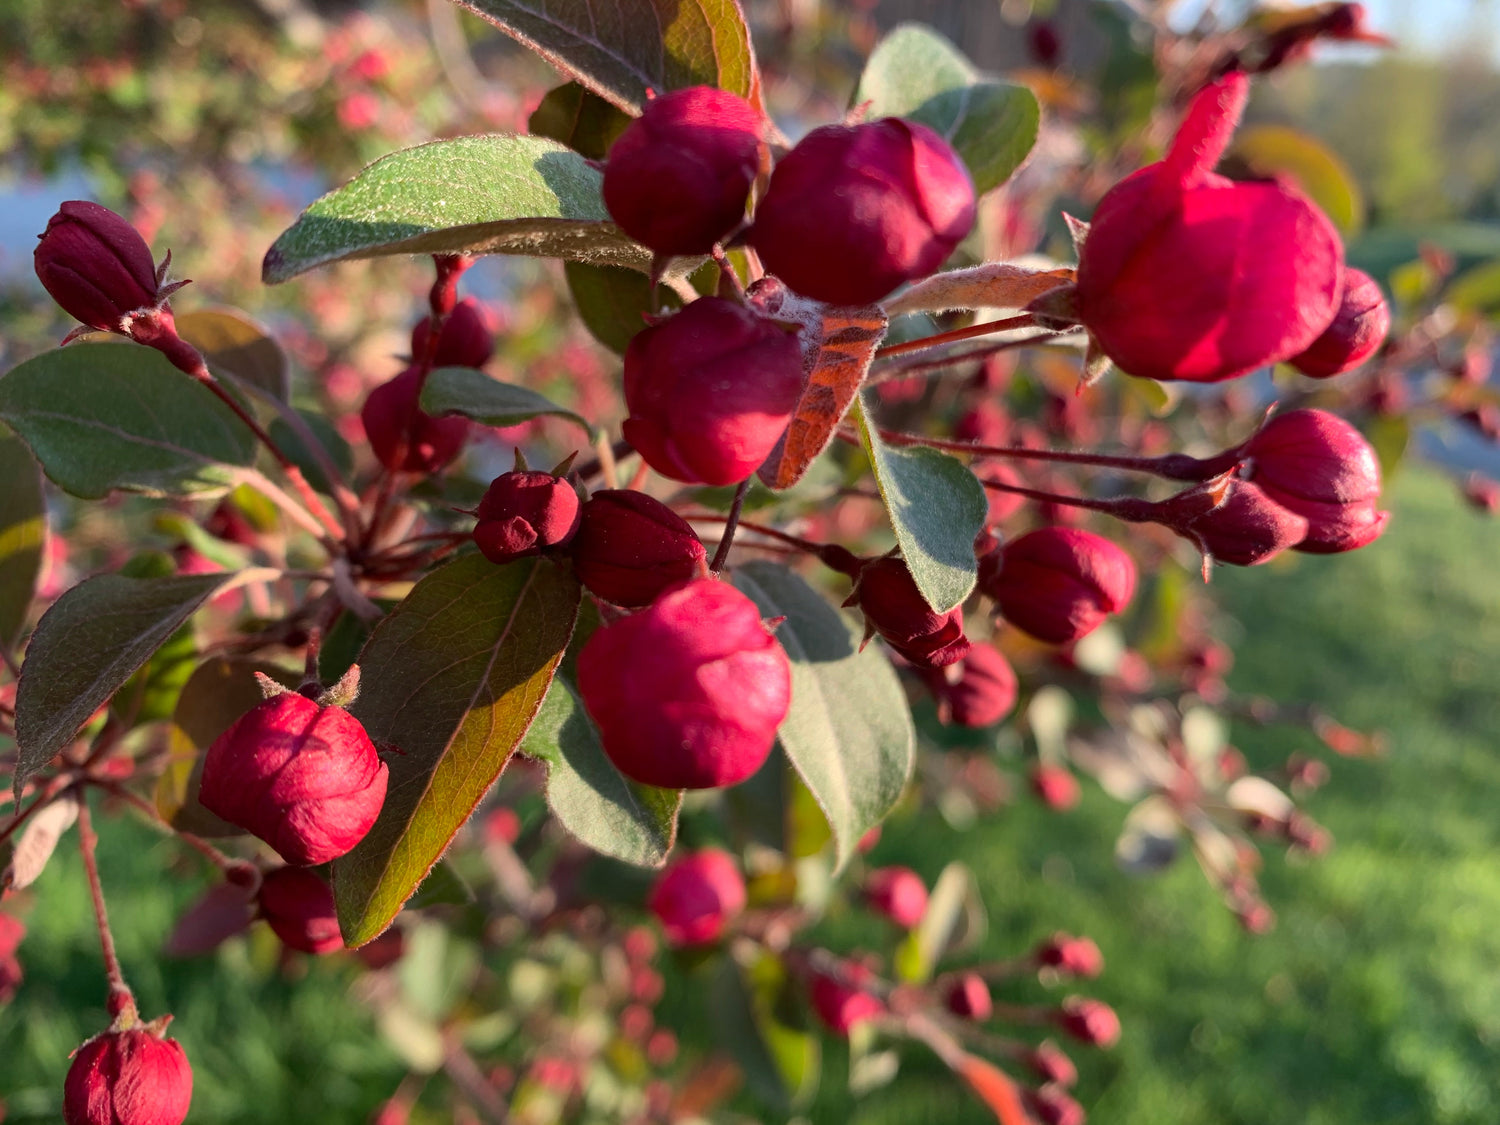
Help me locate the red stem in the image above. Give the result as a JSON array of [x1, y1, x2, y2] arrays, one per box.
[[77, 796, 135, 1017], [868, 332, 1073, 383], [876, 427, 1234, 480], [874, 314, 1038, 360], [709, 479, 753, 573]]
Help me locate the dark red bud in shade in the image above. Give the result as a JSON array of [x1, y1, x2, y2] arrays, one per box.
[[1027, 1041, 1078, 1087], [410, 297, 495, 369], [1242, 409, 1388, 553], [1028, 1086, 1086, 1125], [257, 867, 343, 955], [647, 848, 746, 947], [1170, 478, 1310, 566], [602, 86, 766, 256], [576, 579, 791, 789], [809, 963, 884, 1036], [361, 366, 471, 473], [472, 471, 581, 564], [1290, 267, 1389, 377], [1030, 764, 1081, 810], [863, 866, 928, 928], [751, 118, 977, 307], [944, 973, 993, 1021], [63, 1025, 193, 1125], [198, 692, 389, 867], [1074, 74, 1344, 382], [944, 644, 1019, 728], [570, 490, 707, 607], [1029, 19, 1062, 65], [981, 527, 1136, 645], [35, 201, 161, 333], [849, 556, 970, 668], [1036, 933, 1104, 978], [623, 297, 803, 486], [1057, 996, 1120, 1047]]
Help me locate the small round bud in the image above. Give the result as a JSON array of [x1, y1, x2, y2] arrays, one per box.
[[0, 914, 23, 1004], [863, 866, 928, 929], [570, 490, 707, 607], [472, 471, 581, 564], [602, 86, 766, 257], [410, 297, 496, 369], [1036, 933, 1104, 978], [1028, 1085, 1085, 1125], [1027, 1041, 1078, 1087], [647, 848, 746, 948], [258, 867, 343, 955], [35, 201, 161, 333], [623, 298, 803, 486], [576, 579, 791, 789], [64, 1025, 193, 1125], [1030, 765, 1081, 811], [1057, 996, 1120, 1048], [752, 119, 976, 307], [944, 645, 1019, 728], [944, 973, 993, 1021], [849, 556, 970, 668], [361, 366, 471, 473], [645, 1028, 678, 1068], [809, 963, 884, 1036], [1290, 267, 1389, 377], [1174, 479, 1309, 566], [982, 528, 1136, 645], [199, 692, 389, 867]]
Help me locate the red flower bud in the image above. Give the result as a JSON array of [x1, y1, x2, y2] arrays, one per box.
[[361, 366, 471, 473], [1171, 478, 1310, 566], [623, 298, 803, 485], [0, 914, 22, 1005], [1027, 1041, 1078, 1087], [1074, 74, 1343, 382], [1242, 409, 1388, 553], [849, 556, 970, 668], [1028, 1086, 1086, 1125], [1057, 996, 1120, 1047], [64, 1024, 193, 1125], [472, 471, 581, 564], [981, 528, 1136, 645], [863, 866, 928, 928], [646, 1028, 678, 1068], [602, 86, 766, 256], [570, 490, 707, 607], [410, 297, 495, 369], [1036, 933, 1104, 978], [944, 644, 1019, 728], [752, 118, 977, 307], [809, 963, 884, 1036], [648, 848, 746, 947], [257, 866, 343, 955], [1030, 764, 1081, 810], [1290, 267, 1389, 377], [35, 201, 161, 333], [199, 691, 389, 867], [576, 579, 791, 789], [945, 972, 993, 1021]]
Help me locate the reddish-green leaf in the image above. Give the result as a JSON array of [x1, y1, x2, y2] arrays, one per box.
[[529, 81, 632, 159], [334, 555, 580, 946], [565, 261, 683, 355]]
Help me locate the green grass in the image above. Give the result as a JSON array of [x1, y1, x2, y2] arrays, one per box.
[[4, 468, 1498, 1123]]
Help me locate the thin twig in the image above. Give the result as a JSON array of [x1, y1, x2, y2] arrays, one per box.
[[78, 795, 135, 1016], [709, 479, 752, 572]]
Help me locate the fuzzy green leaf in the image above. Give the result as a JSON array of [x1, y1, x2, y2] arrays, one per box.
[[421, 366, 594, 436]]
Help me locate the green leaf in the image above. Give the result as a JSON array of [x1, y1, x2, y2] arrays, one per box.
[[522, 599, 681, 867], [0, 429, 45, 651], [263, 135, 652, 284], [457, 0, 759, 115], [267, 409, 354, 497], [1230, 124, 1365, 236], [421, 366, 594, 436], [710, 955, 821, 1111], [406, 861, 475, 910], [528, 81, 632, 160], [174, 307, 291, 401], [851, 394, 987, 613], [0, 343, 258, 499], [111, 622, 198, 725], [564, 262, 682, 355], [854, 23, 1039, 195], [334, 555, 580, 946], [13, 568, 274, 798], [732, 562, 915, 873]]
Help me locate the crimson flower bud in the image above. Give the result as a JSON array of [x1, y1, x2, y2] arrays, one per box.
[[257, 866, 343, 955], [1028, 1086, 1085, 1125], [1030, 764, 1081, 811], [848, 556, 970, 668], [199, 691, 389, 867], [981, 527, 1136, 645], [623, 297, 802, 485], [602, 86, 766, 256], [809, 963, 884, 1036], [646, 1029, 678, 1068], [0, 914, 22, 1004], [570, 490, 707, 607], [863, 866, 928, 928], [1242, 409, 1388, 553], [472, 471, 581, 564], [944, 973, 993, 1021], [648, 848, 746, 947], [1073, 74, 1343, 382], [1290, 267, 1389, 377], [64, 1024, 193, 1125], [1036, 933, 1104, 978], [1027, 1041, 1078, 1087], [576, 579, 791, 789], [1056, 996, 1120, 1048], [409, 297, 495, 369], [752, 118, 976, 307], [361, 366, 471, 473], [1172, 478, 1310, 566], [944, 644, 1019, 728], [35, 201, 161, 333]]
